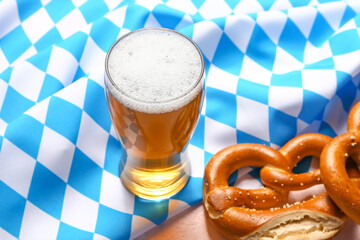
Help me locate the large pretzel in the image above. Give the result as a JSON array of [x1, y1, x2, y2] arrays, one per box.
[[321, 101, 360, 224], [203, 134, 345, 240]]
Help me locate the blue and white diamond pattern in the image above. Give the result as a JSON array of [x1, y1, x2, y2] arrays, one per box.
[[1, 0, 360, 239]]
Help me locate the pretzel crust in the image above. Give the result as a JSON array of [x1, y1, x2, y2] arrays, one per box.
[[204, 144, 289, 212], [203, 135, 345, 239], [320, 101, 360, 224], [261, 133, 331, 191], [204, 193, 343, 240]]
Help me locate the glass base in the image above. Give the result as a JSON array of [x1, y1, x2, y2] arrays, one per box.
[[120, 154, 190, 200]]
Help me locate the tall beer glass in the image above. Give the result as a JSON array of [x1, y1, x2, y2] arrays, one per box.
[[104, 28, 205, 200]]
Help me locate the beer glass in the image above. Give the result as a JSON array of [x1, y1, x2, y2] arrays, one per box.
[[104, 28, 205, 200]]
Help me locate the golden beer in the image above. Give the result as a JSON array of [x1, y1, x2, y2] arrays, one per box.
[[104, 28, 204, 199]]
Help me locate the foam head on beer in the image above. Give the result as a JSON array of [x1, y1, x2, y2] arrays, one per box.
[[106, 28, 203, 114]]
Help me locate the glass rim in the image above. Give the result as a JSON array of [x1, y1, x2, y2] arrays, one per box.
[[104, 27, 205, 104]]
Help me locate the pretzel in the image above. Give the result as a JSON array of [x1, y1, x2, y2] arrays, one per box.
[[260, 133, 330, 191], [203, 134, 345, 240], [320, 101, 360, 224]]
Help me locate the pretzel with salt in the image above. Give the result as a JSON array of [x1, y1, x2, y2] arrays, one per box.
[[260, 133, 330, 191], [203, 134, 345, 240], [321, 101, 360, 224]]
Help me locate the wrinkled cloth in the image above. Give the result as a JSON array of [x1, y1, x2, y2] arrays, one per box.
[[0, 0, 360, 239]]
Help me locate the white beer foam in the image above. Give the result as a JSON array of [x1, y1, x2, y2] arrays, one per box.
[[105, 28, 203, 114]]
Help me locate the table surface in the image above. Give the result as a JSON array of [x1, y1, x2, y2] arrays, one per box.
[[136, 202, 224, 240]]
